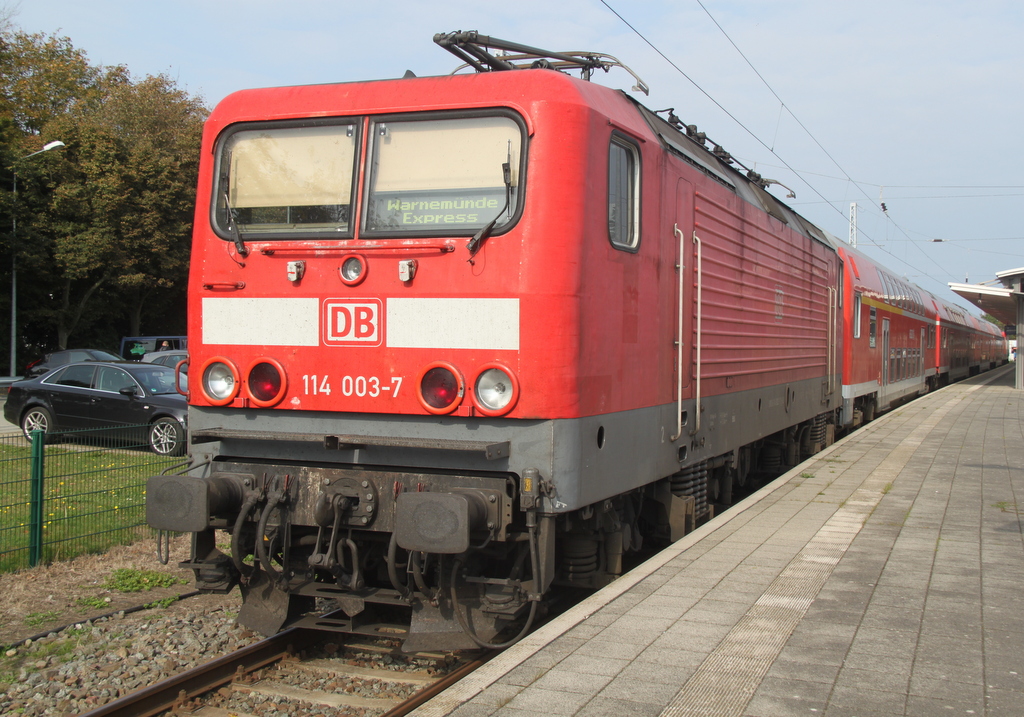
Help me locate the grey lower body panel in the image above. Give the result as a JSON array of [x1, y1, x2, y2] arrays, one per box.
[[187, 373, 836, 514]]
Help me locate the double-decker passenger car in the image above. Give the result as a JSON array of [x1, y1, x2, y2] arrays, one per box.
[[837, 243, 1005, 428], [146, 33, 1001, 650]]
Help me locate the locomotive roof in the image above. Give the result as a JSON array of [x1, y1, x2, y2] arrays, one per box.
[[628, 98, 834, 253], [434, 31, 837, 255]]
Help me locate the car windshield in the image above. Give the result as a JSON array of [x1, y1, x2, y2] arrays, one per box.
[[133, 366, 179, 395]]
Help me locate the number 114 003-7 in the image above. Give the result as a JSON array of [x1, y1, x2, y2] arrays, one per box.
[[301, 375, 403, 398]]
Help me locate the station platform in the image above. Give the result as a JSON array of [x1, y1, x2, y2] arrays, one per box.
[[414, 363, 1023, 717]]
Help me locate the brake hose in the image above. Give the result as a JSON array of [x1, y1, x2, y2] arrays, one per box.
[[411, 551, 438, 603], [230, 492, 261, 583], [387, 532, 413, 600], [255, 484, 286, 585], [449, 524, 541, 649]]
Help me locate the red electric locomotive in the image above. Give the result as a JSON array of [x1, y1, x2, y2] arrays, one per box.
[[146, 33, 991, 650]]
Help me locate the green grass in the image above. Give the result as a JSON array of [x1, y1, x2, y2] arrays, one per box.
[[24, 610, 62, 627], [0, 432, 181, 572], [104, 568, 186, 593], [76, 596, 111, 610]]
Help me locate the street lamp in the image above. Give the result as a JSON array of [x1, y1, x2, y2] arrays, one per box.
[[10, 140, 65, 377]]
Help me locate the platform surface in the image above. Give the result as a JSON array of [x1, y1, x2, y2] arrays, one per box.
[[413, 364, 1024, 716]]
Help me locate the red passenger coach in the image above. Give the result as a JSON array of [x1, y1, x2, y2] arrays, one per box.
[[148, 33, 967, 651], [837, 244, 1006, 429]]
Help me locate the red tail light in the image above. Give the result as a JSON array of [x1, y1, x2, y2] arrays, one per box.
[[417, 362, 464, 414], [246, 359, 287, 407]]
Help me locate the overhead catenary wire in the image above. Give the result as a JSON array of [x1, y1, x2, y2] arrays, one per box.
[[598, 0, 972, 297]]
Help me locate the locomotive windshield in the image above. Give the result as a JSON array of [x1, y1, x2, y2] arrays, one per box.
[[212, 113, 523, 240], [214, 122, 359, 238], [363, 114, 522, 236]]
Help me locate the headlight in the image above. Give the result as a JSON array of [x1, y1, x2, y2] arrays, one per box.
[[200, 358, 240, 405], [473, 364, 519, 416], [339, 254, 367, 286]]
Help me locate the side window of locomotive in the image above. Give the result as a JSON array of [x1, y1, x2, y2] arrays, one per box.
[[608, 135, 640, 251], [363, 114, 523, 236], [853, 293, 862, 339], [213, 122, 359, 239]]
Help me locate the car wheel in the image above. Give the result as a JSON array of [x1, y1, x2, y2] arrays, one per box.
[[149, 417, 185, 456], [21, 407, 54, 443]]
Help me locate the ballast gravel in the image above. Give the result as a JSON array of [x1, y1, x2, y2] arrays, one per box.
[[1, 602, 454, 717], [0, 604, 261, 715]]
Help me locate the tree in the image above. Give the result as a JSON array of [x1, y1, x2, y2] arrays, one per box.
[[34, 68, 206, 348], [0, 27, 208, 362], [0, 27, 104, 363], [981, 313, 1005, 328], [0, 29, 99, 135], [0, 25, 208, 361]]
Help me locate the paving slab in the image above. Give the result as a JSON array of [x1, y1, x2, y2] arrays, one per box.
[[413, 364, 1023, 717]]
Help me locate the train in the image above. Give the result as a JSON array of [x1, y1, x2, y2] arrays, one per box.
[[145, 32, 1006, 651]]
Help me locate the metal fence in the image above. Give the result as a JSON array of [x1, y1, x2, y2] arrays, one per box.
[[0, 425, 185, 572]]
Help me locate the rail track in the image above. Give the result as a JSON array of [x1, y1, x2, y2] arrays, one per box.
[[79, 626, 490, 717]]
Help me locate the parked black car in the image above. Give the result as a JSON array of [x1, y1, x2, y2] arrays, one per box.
[[24, 349, 122, 378], [4, 361, 188, 455]]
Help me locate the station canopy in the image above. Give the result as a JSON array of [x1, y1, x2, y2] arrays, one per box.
[[949, 267, 1024, 328]]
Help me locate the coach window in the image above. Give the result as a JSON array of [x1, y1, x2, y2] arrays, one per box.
[[869, 306, 877, 348], [853, 293, 862, 339], [608, 134, 640, 251]]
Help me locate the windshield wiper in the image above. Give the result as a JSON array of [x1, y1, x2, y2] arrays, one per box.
[[467, 142, 513, 261], [222, 190, 249, 257]]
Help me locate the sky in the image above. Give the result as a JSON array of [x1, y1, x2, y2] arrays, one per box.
[[11, 0, 1024, 315]]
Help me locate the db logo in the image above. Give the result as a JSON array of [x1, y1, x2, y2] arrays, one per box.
[[323, 299, 383, 346]]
